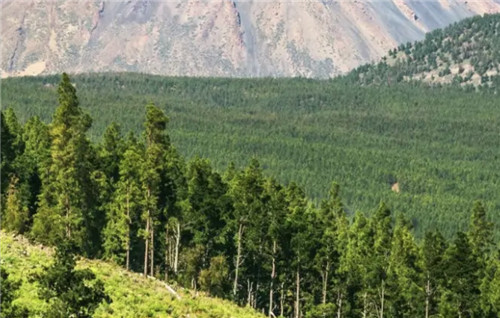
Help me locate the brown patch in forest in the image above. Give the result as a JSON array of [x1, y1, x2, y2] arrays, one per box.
[[391, 182, 400, 193]]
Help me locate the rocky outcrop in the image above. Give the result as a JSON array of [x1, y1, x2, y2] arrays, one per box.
[[1, 0, 499, 78]]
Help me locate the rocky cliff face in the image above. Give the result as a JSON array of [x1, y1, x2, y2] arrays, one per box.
[[2, 0, 500, 78]]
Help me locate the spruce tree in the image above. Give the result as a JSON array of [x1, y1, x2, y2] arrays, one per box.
[[285, 182, 312, 318], [98, 122, 124, 183], [0, 266, 29, 318], [141, 102, 169, 276], [19, 116, 51, 220], [103, 140, 144, 269], [2, 176, 29, 234], [32, 73, 97, 254], [36, 242, 111, 318], [341, 211, 374, 317], [440, 232, 481, 317], [387, 215, 422, 318], [369, 202, 393, 318], [264, 177, 288, 317], [422, 230, 447, 318], [229, 158, 266, 302]]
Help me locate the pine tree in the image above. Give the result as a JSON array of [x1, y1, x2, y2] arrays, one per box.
[[488, 258, 500, 314], [19, 116, 50, 220], [440, 232, 481, 317], [2, 175, 29, 234], [32, 73, 97, 254], [468, 201, 494, 266], [314, 182, 347, 314], [36, 242, 111, 318], [467, 201, 495, 317], [422, 230, 447, 318], [1, 108, 24, 212], [264, 177, 288, 317], [285, 182, 312, 318], [98, 122, 124, 183], [185, 158, 231, 271], [0, 266, 29, 318], [229, 158, 266, 302], [369, 202, 393, 318], [103, 139, 144, 269], [141, 102, 169, 276], [387, 215, 422, 318], [341, 211, 374, 318], [162, 145, 187, 279]]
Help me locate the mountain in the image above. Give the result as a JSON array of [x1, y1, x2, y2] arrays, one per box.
[[2, 0, 500, 78], [348, 13, 500, 87], [0, 231, 263, 318]]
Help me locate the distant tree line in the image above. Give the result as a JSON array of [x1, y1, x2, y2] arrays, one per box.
[[3, 72, 500, 242], [2, 74, 500, 317]]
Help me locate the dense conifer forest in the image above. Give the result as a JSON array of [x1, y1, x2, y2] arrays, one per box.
[[1, 74, 500, 317], [2, 72, 500, 240]]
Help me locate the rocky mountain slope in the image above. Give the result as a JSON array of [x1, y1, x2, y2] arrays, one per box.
[[349, 13, 500, 87], [2, 0, 500, 78]]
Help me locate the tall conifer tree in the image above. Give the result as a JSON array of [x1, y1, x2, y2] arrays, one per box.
[[32, 73, 96, 254]]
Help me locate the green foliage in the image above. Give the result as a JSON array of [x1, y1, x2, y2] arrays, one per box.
[[34, 242, 111, 318], [31, 73, 98, 255], [2, 73, 500, 318], [0, 232, 264, 318], [199, 255, 230, 298], [2, 176, 29, 234], [3, 72, 499, 240], [0, 266, 29, 318]]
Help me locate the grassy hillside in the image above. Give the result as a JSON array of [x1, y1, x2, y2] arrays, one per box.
[[2, 73, 500, 239], [349, 13, 500, 88], [0, 231, 263, 318]]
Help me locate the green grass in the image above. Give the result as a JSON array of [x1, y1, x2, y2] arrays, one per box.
[[0, 231, 264, 318]]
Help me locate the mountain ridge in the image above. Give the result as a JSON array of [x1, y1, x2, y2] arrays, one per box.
[[2, 0, 500, 78]]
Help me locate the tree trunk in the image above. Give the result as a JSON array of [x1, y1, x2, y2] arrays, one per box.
[[247, 279, 253, 306], [280, 282, 285, 318], [295, 267, 300, 318], [174, 221, 180, 274], [144, 216, 149, 276], [254, 281, 259, 308], [165, 227, 169, 281], [336, 290, 343, 318], [322, 260, 330, 304], [362, 292, 368, 318], [126, 187, 131, 271], [425, 275, 430, 318], [269, 240, 276, 317], [233, 223, 244, 297], [150, 222, 154, 276], [379, 280, 385, 318]]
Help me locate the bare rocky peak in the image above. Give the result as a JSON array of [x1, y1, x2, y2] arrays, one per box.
[[2, 0, 500, 78]]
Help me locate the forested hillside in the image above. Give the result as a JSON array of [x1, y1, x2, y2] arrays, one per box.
[[2, 73, 500, 240], [349, 13, 500, 87], [1, 74, 500, 317]]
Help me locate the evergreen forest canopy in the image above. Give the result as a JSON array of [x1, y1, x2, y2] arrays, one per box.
[[2, 72, 500, 241], [1, 74, 500, 317], [348, 13, 500, 88]]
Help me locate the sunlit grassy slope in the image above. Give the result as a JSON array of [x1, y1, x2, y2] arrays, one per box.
[[0, 231, 264, 318]]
